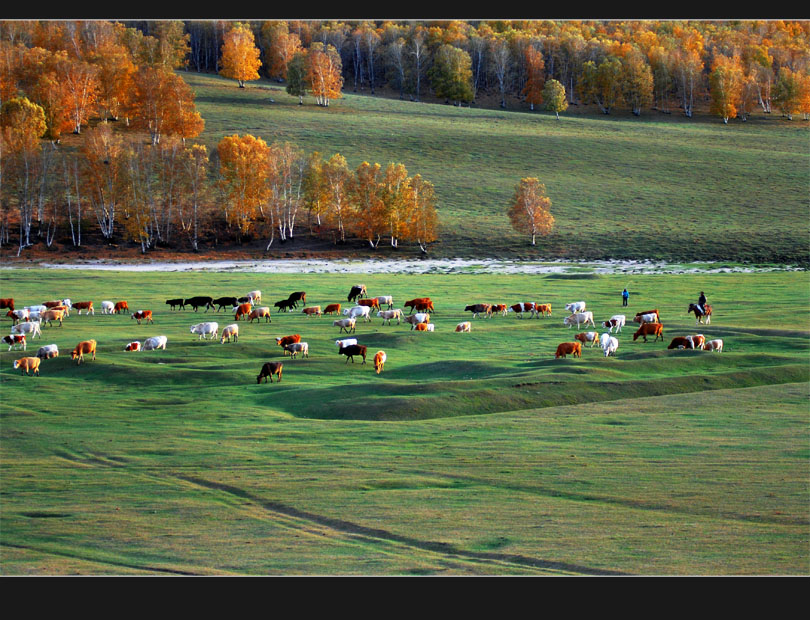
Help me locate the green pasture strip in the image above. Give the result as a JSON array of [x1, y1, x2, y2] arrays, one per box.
[[184, 73, 810, 264]]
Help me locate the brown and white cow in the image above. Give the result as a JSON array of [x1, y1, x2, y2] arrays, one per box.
[[131, 310, 154, 325], [455, 321, 472, 332], [36, 344, 59, 359], [414, 322, 435, 332], [668, 336, 694, 350], [574, 331, 600, 348], [508, 302, 536, 318], [124, 341, 142, 352], [491, 304, 508, 317], [405, 313, 430, 329], [3, 334, 26, 351], [74, 301, 95, 315], [633, 323, 664, 343], [71, 340, 97, 364], [284, 342, 309, 359], [464, 304, 492, 319], [220, 324, 239, 343], [6, 309, 29, 325], [555, 342, 582, 359], [701, 339, 724, 353], [275, 334, 301, 349], [687, 334, 706, 349], [633, 309, 661, 324], [13, 356, 40, 376]]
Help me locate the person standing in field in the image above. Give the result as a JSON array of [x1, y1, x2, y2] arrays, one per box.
[[622, 288, 629, 307], [697, 291, 707, 315]]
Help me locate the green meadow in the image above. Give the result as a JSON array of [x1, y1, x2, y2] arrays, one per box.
[[1, 268, 808, 575], [184, 72, 809, 265]]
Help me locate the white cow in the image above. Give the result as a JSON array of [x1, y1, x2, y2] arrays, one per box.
[[602, 315, 626, 333], [143, 335, 168, 350], [190, 322, 218, 340], [11, 320, 42, 340], [405, 313, 430, 329], [343, 306, 371, 322], [455, 321, 472, 332], [563, 312, 595, 329], [36, 344, 59, 359], [7, 309, 29, 325], [247, 290, 262, 303], [220, 324, 239, 343], [335, 338, 358, 348], [377, 309, 402, 325], [635, 313, 659, 325], [101, 301, 115, 314], [284, 342, 309, 359], [565, 301, 586, 314], [61, 299, 72, 309], [25, 305, 47, 314], [333, 318, 356, 334], [376, 295, 394, 309], [602, 335, 619, 357]]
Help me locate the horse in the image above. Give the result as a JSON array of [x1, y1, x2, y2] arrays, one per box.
[[688, 303, 712, 325]]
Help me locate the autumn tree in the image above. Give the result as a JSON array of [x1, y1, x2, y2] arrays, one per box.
[[404, 174, 438, 253], [219, 22, 261, 88], [81, 121, 125, 241], [349, 161, 387, 247], [543, 79, 568, 119], [179, 143, 209, 251], [709, 54, 744, 123], [262, 21, 302, 80], [489, 33, 512, 108], [216, 133, 270, 239], [381, 162, 411, 247], [321, 152, 351, 242], [773, 67, 804, 120], [580, 57, 623, 114], [429, 44, 474, 105], [89, 23, 136, 123], [307, 42, 343, 107], [507, 177, 554, 246], [265, 141, 306, 248], [523, 45, 545, 111], [620, 48, 654, 116], [62, 57, 100, 133], [130, 67, 202, 145]]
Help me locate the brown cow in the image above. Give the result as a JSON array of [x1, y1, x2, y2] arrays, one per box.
[[3, 334, 26, 351], [248, 307, 272, 323], [668, 336, 694, 350], [535, 303, 552, 317], [71, 340, 97, 364], [275, 334, 301, 349], [491, 304, 508, 317], [74, 301, 95, 315], [574, 331, 600, 348], [324, 303, 342, 315], [302, 306, 322, 317], [358, 298, 380, 311], [131, 310, 154, 325], [43, 300, 62, 308], [112, 301, 129, 314], [234, 303, 252, 321], [633, 323, 664, 342], [40, 309, 65, 327], [555, 342, 582, 359], [374, 351, 386, 374], [464, 303, 492, 318], [257, 362, 283, 383], [13, 356, 40, 376], [0, 298, 14, 312], [404, 298, 435, 314]]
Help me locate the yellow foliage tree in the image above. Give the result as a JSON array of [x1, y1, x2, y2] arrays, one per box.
[[217, 134, 270, 238], [507, 177, 554, 246], [220, 23, 261, 88], [307, 42, 343, 107]]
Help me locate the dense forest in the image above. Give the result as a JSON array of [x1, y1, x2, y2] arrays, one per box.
[[1, 20, 808, 259]]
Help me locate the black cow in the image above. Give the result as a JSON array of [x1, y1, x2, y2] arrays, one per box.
[[339, 344, 367, 364], [287, 291, 306, 308], [184, 296, 214, 312], [166, 298, 185, 310], [257, 362, 283, 384], [213, 296, 239, 312], [348, 285, 366, 303], [274, 299, 296, 312]]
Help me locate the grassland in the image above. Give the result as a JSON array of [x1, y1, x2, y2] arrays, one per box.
[[179, 72, 810, 265], [1, 267, 808, 575]]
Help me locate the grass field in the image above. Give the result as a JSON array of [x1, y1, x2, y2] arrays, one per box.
[[1, 267, 808, 575], [179, 72, 810, 265]]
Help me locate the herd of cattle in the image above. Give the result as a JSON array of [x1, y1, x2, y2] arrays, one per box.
[[0, 285, 722, 382]]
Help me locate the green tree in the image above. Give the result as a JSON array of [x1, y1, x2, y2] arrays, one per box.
[[429, 44, 473, 105], [285, 51, 308, 105], [543, 79, 568, 119]]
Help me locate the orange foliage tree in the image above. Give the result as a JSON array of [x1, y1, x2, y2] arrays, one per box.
[[403, 174, 438, 253], [216, 134, 270, 239], [507, 177, 554, 246], [349, 161, 386, 247], [307, 42, 343, 107], [219, 22, 261, 88], [709, 54, 744, 123], [523, 45, 545, 111]]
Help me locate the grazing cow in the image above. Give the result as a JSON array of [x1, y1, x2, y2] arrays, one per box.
[[702, 339, 724, 353], [377, 309, 403, 325], [455, 321, 472, 332], [6, 309, 29, 325], [3, 334, 26, 351], [234, 303, 252, 321], [333, 318, 357, 334], [376, 296, 394, 310], [11, 321, 41, 340], [40, 309, 65, 327], [275, 334, 301, 349], [633, 323, 664, 342], [25, 305, 46, 314], [507, 302, 536, 318], [112, 301, 129, 315], [248, 307, 272, 323], [324, 304, 342, 316], [190, 322, 219, 340], [302, 306, 322, 318], [339, 344, 367, 364], [565, 301, 586, 314], [405, 298, 435, 314], [71, 340, 97, 364], [212, 297, 239, 312], [73, 301, 95, 315], [131, 310, 154, 325], [143, 336, 168, 351], [687, 303, 712, 325], [601, 335, 619, 357], [687, 334, 706, 350], [464, 303, 492, 319], [335, 338, 358, 348], [555, 342, 582, 359], [165, 298, 185, 311], [43, 300, 62, 309], [404, 313, 430, 329], [287, 291, 306, 308], [534, 303, 552, 318], [101, 301, 115, 314], [220, 324, 239, 343], [247, 290, 262, 304], [50, 304, 70, 318], [0, 298, 14, 312], [284, 342, 309, 359], [634, 309, 661, 324], [491, 304, 508, 317], [575, 331, 600, 348], [274, 299, 297, 313], [358, 298, 381, 311], [36, 344, 58, 359], [184, 296, 214, 312], [124, 341, 141, 352], [257, 362, 283, 384], [668, 337, 694, 350], [60, 299, 72, 310], [348, 285, 367, 302], [415, 322, 435, 332], [13, 356, 40, 376], [343, 306, 371, 322], [374, 351, 386, 374], [563, 312, 596, 329], [602, 315, 626, 333]]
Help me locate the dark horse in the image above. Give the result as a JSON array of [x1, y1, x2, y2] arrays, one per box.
[[687, 303, 712, 325]]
